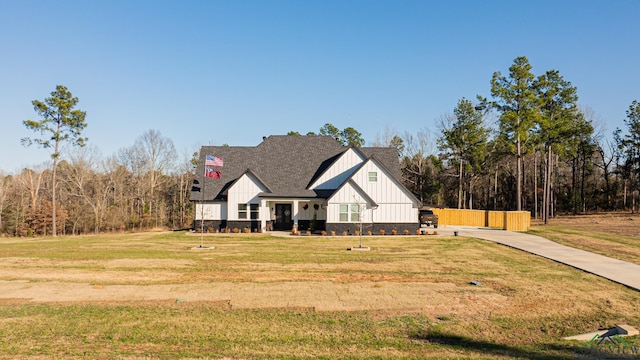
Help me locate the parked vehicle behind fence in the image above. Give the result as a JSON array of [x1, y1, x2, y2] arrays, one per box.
[[419, 207, 438, 228]]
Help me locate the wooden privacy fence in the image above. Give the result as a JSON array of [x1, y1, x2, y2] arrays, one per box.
[[432, 209, 531, 232]]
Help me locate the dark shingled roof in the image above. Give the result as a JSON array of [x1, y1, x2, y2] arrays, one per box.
[[190, 135, 402, 201]]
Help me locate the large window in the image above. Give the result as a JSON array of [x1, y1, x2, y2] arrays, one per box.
[[238, 204, 247, 219], [339, 204, 361, 222]]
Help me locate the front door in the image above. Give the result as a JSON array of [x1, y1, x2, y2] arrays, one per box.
[[274, 204, 292, 231]]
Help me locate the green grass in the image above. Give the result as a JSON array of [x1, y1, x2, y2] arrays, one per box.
[[1, 301, 595, 359], [0, 304, 437, 359], [1, 231, 639, 359]]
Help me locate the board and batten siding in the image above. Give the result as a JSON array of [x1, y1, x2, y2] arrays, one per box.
[[194, 202, 226, 220], [327, 188, 414, 223], [297, 203, 327, 220], [351, 160, 413, 204], [357, 161, 416, 224], [370, 204, 416, 223], [227, 173, 268, 221], [327, 161, 417, 224], [309, 148, 365, 190]]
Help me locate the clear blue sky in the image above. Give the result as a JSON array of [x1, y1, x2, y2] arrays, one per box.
[[1, 0, 638, 173]]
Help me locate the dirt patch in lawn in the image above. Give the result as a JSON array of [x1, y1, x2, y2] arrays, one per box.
[[0, 254, 507, 313], [0, 279, 508, 314]]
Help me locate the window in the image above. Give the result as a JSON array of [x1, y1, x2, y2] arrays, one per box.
[[351, 204, 360, 222], [238, 204, 247, 219], [339, 204, 361, 222], [368, 172, 377, 182], [250, 204, 259, 219], [239, 203, 259, 219], [339, 204, 349, 222]]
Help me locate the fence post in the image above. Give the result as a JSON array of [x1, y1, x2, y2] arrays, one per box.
[[503, 211, 508, 230]]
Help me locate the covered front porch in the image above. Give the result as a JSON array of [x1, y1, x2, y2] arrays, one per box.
[[261, 198, 327, 232]]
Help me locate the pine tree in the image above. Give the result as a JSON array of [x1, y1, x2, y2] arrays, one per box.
[[490, 56, 539, 210], [22, 85, 87, 236]]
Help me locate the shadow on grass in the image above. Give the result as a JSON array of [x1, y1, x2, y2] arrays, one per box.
[[412, 332, 575, 359]]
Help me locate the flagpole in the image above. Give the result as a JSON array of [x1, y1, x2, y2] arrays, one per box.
[[200, 162, 205, 248], [198, 156, 222, 249]]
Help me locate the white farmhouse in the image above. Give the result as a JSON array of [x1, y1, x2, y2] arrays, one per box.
[[191, 135, 420, 234]]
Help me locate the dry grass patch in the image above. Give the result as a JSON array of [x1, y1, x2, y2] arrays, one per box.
[[530, 212, 640, 264], [540, 213, 640, 237], [0, 231, 639, 359]]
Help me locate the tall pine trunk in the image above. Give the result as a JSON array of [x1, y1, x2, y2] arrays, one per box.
[[543, 146, 552, 224], [516, 133, 522, 211]]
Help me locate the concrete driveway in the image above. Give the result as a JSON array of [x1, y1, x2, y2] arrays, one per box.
[[439, 226, 640, 292]]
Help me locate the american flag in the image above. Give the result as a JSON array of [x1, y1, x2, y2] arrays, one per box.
[[205, 155, 223, 167]]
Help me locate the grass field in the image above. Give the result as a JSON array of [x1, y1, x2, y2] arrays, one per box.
[[1, 226, 639, 359], [529, 213, 640, 265]]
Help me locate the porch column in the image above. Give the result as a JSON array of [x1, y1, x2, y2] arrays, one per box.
[[293, 200, 299, 230], [260, 198, 267, 232]]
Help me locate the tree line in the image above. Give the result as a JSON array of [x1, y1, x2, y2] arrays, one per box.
[[1, 131, 194, 236], [2, 56, 639, 236], [387, 56, 640, 222]]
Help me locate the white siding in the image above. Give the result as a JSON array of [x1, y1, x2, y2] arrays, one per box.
[[328, 198, 416, 224], [260, 199, 270, 224], [194, 203, 225, 220], [371, 203, 417, 223], [328, 160, 418, 224], [330, 182, 368, 204], [310, 148, 365, 190], [352, 161, 414, 204], [326, 182, 370, 222], [227, 173, 269, 220], [297, 202, 327, 220], [326, 202, 375, 222]]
